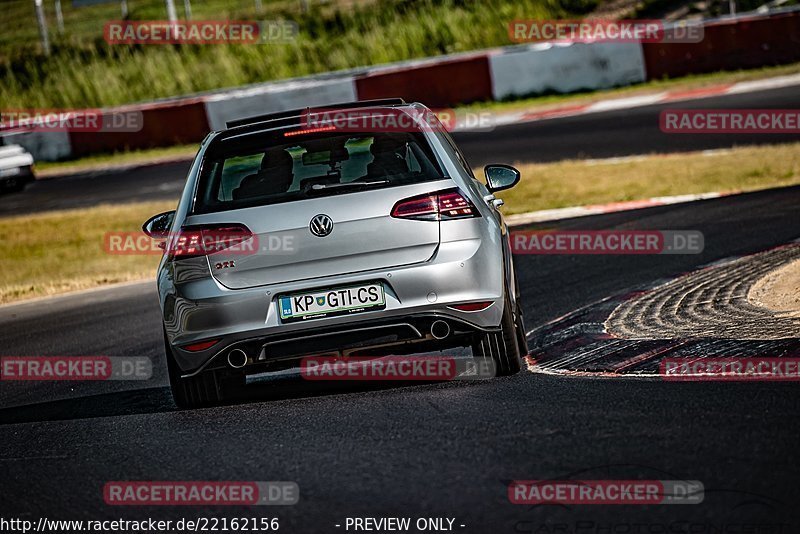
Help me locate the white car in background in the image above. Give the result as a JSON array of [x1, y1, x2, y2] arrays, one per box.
[[0, 144, 35, 193]]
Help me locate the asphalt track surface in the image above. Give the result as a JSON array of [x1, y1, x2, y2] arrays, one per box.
[[1, 184, 799, 530], [2, 84, 799, 216]]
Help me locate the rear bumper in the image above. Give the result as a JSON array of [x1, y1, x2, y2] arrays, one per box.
[[177, 312, 499, 378], [160, 235, 506, 375]]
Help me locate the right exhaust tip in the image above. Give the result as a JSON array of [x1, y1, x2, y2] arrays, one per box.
[[431, 320, 451, 340], [227, 348, 248, 369]]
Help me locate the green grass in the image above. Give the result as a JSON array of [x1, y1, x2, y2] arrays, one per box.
[[0, 0, 575, 109], [497, 143, 800, 214], [635, 0, 797, 18], [0, 200, 175, 304], [4, 142, 799, 304], [4, 0, 797, 113]]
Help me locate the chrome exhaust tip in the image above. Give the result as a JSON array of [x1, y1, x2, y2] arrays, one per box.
[[227, 348, 248, 369], [431, 320, 451, 340]]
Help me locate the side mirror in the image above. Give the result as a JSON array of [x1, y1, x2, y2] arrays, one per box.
[[484, 164, 520, 193], [142, 210, 175, 239]]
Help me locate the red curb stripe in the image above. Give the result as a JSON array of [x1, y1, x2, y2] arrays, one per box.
[[520, 104, 591, 121], [664, 84, 734, 101]]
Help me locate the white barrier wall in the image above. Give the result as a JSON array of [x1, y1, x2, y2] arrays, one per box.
[[3, 131, 72, 162], [204, 77, 358, 131], [488, 42, 646, 101]]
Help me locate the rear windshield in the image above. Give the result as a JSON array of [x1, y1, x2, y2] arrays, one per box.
[[193, 130, 445, 214]]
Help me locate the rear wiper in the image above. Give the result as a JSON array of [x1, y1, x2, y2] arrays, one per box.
[[309, 180, 388, 191]]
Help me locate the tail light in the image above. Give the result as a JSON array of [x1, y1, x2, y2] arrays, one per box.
[[168, 224, 254, 259], [391, 189, 479, 221], [182, 339, 220, 352], [449, 301, 493, 312]]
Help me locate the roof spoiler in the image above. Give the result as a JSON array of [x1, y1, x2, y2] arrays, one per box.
[[225, 98, 407, 129]]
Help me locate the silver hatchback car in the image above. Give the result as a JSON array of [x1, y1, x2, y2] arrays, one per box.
[[143, 99, 527, 408]]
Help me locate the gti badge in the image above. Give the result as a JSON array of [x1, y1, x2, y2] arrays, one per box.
[[309, 214, 334, 237], [215, 260, 235, 270]]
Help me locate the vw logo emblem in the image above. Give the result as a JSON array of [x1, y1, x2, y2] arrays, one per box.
[[309, 214, 334, 237]]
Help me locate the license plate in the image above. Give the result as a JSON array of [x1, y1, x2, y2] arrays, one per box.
[[278, 283, 385, 322]]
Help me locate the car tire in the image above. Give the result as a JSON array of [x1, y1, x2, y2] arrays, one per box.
[[164, 332, 223, 409], [472, 295, 522, 376], [513, 282, 529, 358], [1, 176, 26, 193]]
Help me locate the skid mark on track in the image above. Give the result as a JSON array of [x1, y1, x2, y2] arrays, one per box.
[[526, 244, 800, 378], [607, 245, 800, 340]]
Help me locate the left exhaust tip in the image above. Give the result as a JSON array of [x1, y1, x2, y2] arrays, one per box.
[[227, 348, 248, 369]]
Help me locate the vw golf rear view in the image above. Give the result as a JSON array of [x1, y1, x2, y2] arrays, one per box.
[[142, 99, 528, 408]]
